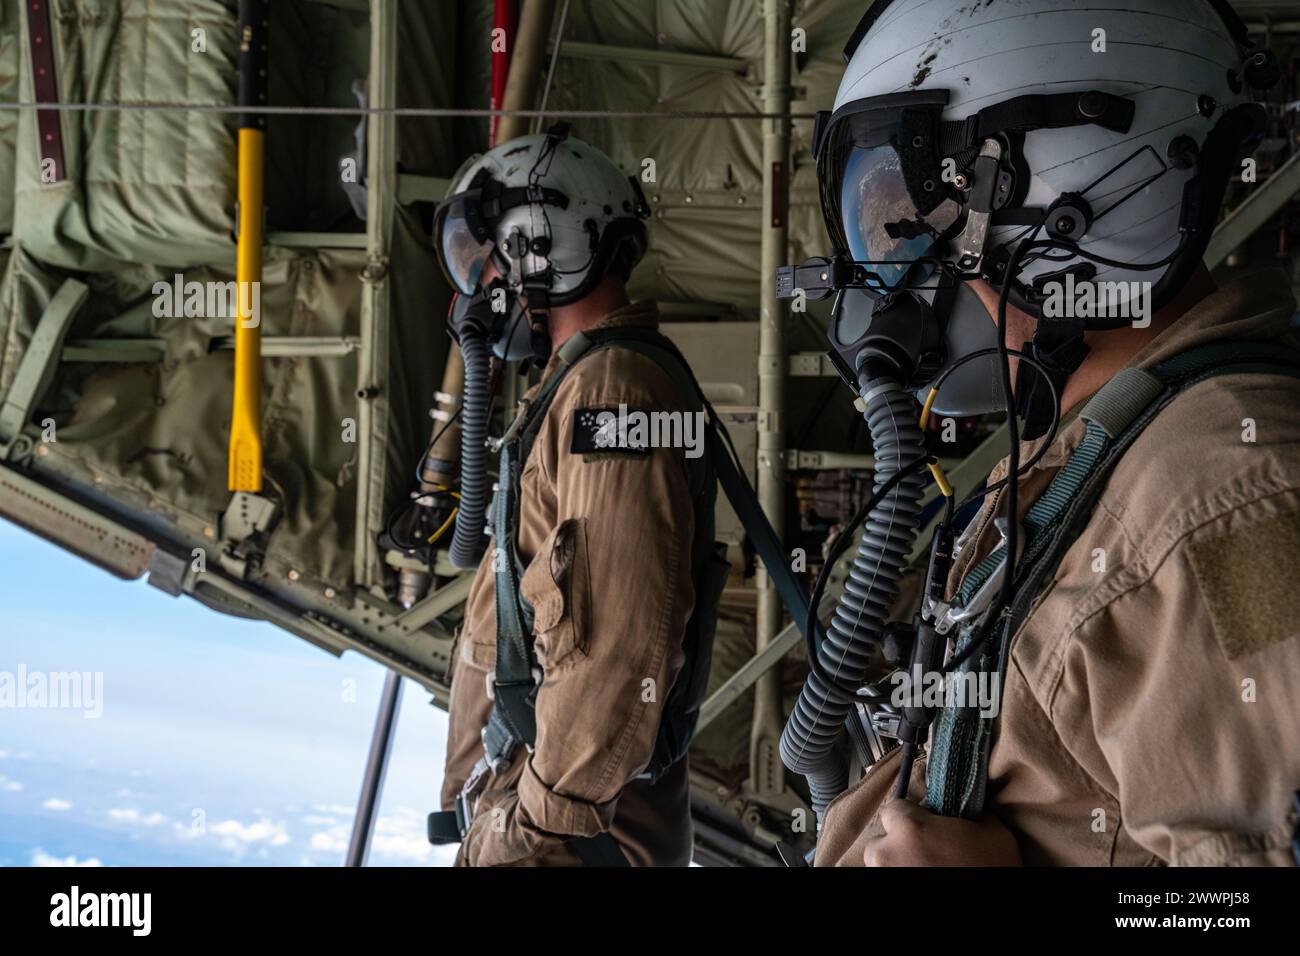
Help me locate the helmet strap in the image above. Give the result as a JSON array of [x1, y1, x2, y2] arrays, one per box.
[[521, 274, 554, 366]]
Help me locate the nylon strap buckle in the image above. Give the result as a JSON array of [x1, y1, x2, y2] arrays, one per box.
[[427, 757, 491, 845]]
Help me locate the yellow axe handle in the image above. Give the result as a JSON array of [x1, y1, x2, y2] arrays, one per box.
[[228, 0, 268, 493], [228, 126, 264, 492]]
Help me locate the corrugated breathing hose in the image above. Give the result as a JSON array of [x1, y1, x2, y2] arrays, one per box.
[[779, 375, 927, 820], [448, 326, 491, 570]]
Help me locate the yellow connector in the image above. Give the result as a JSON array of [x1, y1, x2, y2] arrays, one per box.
[[918, 387, 938, 432], [927, 459, 954, 499]]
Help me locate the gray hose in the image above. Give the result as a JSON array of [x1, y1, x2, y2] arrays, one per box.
[[779, 375, 927, 819], [448, 327, 491, 570]]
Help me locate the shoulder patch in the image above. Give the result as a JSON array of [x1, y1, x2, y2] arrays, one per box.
[[570, 406, 650, 457], [1186, 510, 1300, 660]]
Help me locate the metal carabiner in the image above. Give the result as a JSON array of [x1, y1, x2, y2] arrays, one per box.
[[933, 517, 1021, 635]]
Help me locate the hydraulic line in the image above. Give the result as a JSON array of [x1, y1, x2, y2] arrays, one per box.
[[778, 374, 927, 819], [448, 327, 491, 570]]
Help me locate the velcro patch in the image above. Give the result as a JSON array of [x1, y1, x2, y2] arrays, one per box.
[[570, 407, 650, 456], [1186, 510, 1300, 660]]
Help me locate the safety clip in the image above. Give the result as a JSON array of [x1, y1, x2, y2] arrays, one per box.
[[930, 517, 1021, 635]]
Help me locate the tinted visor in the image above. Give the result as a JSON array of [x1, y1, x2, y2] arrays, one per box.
[[838, 146, 960, 289], [434, 191, 494, 295], [816, 91, 962, 291]]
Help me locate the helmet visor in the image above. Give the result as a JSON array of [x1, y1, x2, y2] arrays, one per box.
[[434, 191, 494, 295], [815, 91, 962, 291], [838, 145, 961, 290]]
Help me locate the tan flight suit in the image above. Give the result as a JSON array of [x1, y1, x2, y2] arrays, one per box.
[[817, 271, 1300, 866], [441, 301, 700, 866]]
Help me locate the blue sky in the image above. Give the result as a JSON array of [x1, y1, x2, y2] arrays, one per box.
[[0, 518, 456, 867]]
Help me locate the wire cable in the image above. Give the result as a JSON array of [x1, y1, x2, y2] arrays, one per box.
[[0, 101, 817, 121]]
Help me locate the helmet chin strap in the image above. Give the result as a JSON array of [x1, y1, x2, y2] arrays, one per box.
[[499, 228, 555, 368], [1016, 319, 1089, 441], [520, 275, 553, 367]]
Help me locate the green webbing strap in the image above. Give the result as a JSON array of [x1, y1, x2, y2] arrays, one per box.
[[569, 831, 633, 867], [927, 341, 1300, 819], [953, 423, 1110, 608], [0, 279, 89, 455], [481, 437, 538, 773], [1078, 367, 1165, 440], [712, 431, 816, 635]]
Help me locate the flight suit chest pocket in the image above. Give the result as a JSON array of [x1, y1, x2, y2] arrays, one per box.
[[521, 518, 592, 671]]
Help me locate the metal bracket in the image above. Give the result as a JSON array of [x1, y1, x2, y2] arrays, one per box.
[[385, 575, 473, 635], [787, 352, 838, 377], [217, 491, 281, 578], [954, 139, 1004, 274], [146, 548, 193, 597], [785, 449, 875, 470]]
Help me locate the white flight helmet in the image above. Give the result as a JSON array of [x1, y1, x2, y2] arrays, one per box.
[[434, 125, 650, 308], [800, 0, 1275, 423]]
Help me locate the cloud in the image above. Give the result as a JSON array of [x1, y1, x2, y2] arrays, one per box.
[[43, 797, 73, 811], [310, 829, 347, 854], [210, 817, 291, 848], [31, 848, 104, 868], [370, 808, 437, 865], [107, 808, 167, 827], [371, 830, 436, 864], [312, 802, 353, 817], [0, 775, 21, 793], [303, 806, 445, 866]]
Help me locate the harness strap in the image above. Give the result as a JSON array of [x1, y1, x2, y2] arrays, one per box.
[[712, 429, 814, 630], [482, 435, 538, 773], [928, 341, 1300, 818], [569, 831, 632, 867], [26, 1, 66, 183]]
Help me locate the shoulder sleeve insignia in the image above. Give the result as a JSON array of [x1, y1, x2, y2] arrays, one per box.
[[570, 406, 650, 456]]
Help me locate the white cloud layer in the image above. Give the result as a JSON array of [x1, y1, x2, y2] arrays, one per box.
[[31, 848, 104, 867], [107, 807, 167, 827], [210, 817, 291, 848]]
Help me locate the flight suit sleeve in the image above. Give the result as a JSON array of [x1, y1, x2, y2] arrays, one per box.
[[1078, 496, 1300, 865], [460, 354, 699, 867]]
